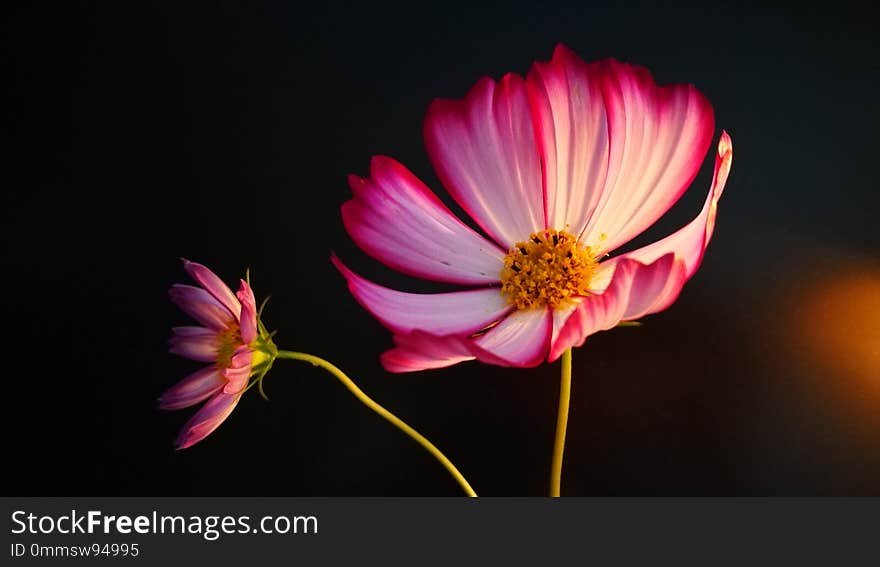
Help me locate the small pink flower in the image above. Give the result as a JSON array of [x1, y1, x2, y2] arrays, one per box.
[[161, 259, 259, 449], [335, 45, 733, 372]]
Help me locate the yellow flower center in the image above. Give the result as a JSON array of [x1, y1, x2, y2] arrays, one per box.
[[500, 229, 598, 310], [215, 324, 242, 369]]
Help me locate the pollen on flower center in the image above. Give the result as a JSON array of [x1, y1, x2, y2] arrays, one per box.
[[215, 324, 242, 368], [500, 229, 598, 311]]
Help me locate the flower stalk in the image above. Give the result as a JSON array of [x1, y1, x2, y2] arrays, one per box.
[[275, 350, 477, 497], [550, 348, 572, 497]]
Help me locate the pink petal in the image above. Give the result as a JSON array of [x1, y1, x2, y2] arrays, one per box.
[[618, 256, 688, 321], [236, 279, 258, 344], [526, 45, 610, 235], [332, 255, 511, 335], [547, 128, 733, 363], [158, 366, 225, 410], [381, 331, 477, 373], [175, 392, 242, 449], [222, 346, 253, 394], [381, 308, 552, 372], [380, 329, 515, 373], [580, 59, 715, 254], [424, 73, 545, 248], [168, 326, 217, 362], [548, 254, 685, 361], [168, 284, 235, 330], [182, 259, 242, 317], [473, 308, 552, 367], [613, 131, 733, 285], [341, 156, 506, 285], [170, 325, 215, 336]]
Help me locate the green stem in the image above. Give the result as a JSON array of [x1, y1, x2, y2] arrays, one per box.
[[275, 350, 477, 497], [550, 348, 572, 497]]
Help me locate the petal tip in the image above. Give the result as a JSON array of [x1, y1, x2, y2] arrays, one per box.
[[347, 173, 368, 194], [551, 43, 579, 62], [718, 130, 733, 157], [329, 253, 351, 280]]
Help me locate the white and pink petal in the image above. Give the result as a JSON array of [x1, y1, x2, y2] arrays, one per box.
[[425, 74, 545, 248], [613, 131, 733, 281], [580, 59, 715, 254], [381, 331, 478, 373], [341, 156, 505, 285], [333, 256, 511, 336], [526, 45, 610, 236], [473, 308, 552, 367], [548, 254, 685, 361], [379, 319, 543, 373]]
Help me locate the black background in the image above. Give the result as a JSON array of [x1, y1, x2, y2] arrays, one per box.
[[6, 2, 879, 495]]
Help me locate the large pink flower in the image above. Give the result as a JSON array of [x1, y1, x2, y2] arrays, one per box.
[[335, 45, 733, 372], [161, 259, 259, 448]]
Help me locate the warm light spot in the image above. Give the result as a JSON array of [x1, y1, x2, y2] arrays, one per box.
[[500, 229, 598, 310], [798, 270, 880, 389]]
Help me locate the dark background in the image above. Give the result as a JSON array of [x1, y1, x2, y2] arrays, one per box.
[[5, 2, 878, 495]]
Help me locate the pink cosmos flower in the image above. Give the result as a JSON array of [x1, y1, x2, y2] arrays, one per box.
[[161, 259, 260, 448], [335, 45, 733, 372]]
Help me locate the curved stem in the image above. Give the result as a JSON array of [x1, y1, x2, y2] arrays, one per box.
[[550, 348, 572, 497], [275, 350, 477, 497]]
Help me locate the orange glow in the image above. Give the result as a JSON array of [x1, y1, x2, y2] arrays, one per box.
[[797, 269, 880, 390]]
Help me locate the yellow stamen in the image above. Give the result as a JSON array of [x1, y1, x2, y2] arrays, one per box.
[[215, 324, 241, 368], [500, 229, 598, 310]]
